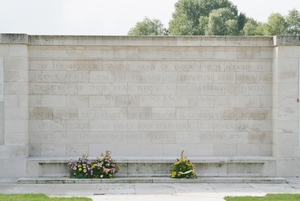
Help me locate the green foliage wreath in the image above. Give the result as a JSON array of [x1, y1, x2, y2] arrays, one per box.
[[171, 150, 197, 179]]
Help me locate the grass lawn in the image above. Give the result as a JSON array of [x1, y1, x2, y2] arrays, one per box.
[[0, 194, 92, 201], [225, 194, 300, 201]]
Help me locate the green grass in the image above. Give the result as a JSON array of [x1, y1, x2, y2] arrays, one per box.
[[225, 194, 300, 201], [0, 194, 92, 201]]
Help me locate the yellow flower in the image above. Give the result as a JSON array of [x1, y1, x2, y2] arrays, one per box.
[[174, 161, 180, 165], [182, 157, 187, 162], [78, 168, 82, 171], [171, 171, 177, 178]]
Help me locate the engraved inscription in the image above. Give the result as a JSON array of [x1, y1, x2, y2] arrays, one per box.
[[28, 50, 273, 157]]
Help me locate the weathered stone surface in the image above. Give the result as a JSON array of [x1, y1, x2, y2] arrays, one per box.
[[0, 35, 300, 178], [0, 34, 28, 44]]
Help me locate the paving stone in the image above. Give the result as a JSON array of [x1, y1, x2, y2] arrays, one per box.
[[135, 183, 175, 194], [51, 184, 97, 196], [94, 184, 135, 194]]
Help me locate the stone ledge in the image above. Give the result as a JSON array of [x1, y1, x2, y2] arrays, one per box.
[[18, 176, 286, 184], [0, 34, 28, 44], [274, 35, 300, 46], [28, 35, 273, 47], [28, 156, 276, 163], [26, 156, 277, 178]]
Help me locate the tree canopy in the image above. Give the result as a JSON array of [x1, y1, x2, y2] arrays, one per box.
[[266, 13, 288, 35], [128, 17, 166, 36], [169, 0, 241, 35], [128, 1, 300, 36], [285, 9, 300, 35], [205, 8, 238, 35]]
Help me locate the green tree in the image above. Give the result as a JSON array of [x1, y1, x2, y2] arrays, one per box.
[[255, 22, 269, 35], [199, 16, 209, 35], [169, 0, 202, 35], [226, 19, 239, 35], [198, 0, 238, 16], [266, 13, 288, 35], [242, 18, 258, 35], [285, 9, 300, 35], [169, 13, 195, 35], [237, 13, 247, 32], [205, 8, 238, 35], [128, 17, 166, 35], [169, 0, 239, 35]]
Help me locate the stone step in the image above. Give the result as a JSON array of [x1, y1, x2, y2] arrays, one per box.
[[27, 156, 277, 178], [18, 176, 286, 184]]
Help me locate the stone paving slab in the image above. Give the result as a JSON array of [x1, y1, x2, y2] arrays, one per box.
[[17, 176, 287, 184], [95, 184, 135, 194], [1, 178, 300, 201], [135, 183, 175, 194], [0, 183, 54, 195], [173, 183, 215, 194], [249, 183, 300, 193], [209, 183, 265, 197], [89, 194, 225, 201], [51, 184, 97, 196]]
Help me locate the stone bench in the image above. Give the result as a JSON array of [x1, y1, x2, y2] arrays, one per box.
[[26, 156, 276, 178]]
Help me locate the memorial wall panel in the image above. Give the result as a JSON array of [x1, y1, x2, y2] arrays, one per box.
[[28, 38, 273, 157]]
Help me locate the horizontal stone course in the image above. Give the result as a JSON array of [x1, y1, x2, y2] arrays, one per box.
[[26, 156, 277, 178], [18, 176, 287, 184], [27, 35, 274, 47]]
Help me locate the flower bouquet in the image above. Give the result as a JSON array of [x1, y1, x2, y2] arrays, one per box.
[[92, 150, 119, 179], [68, 154, 93, 178], [170, 150, 197, 179], [68, 151, 119, 179]]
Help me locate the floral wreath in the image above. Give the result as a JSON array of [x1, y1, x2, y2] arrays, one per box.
[[68, 151, 119, 179], [171, 150, 197, 179], [92, 150, 119, 178]]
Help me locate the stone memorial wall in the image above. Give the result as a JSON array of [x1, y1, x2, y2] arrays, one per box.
[[27, 37, 273, 158], [0, 34, 300, 178]]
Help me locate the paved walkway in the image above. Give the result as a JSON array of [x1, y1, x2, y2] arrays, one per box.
[[1, 178, 300, 201]]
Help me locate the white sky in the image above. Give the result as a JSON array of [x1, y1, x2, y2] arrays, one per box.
[[0, 0, 299, 35]]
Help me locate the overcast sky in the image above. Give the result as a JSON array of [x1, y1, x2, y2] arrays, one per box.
[[0, 0, 299, 35]]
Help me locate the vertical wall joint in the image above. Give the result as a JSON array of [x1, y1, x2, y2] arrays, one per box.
[[0, 57, 3, 145]]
